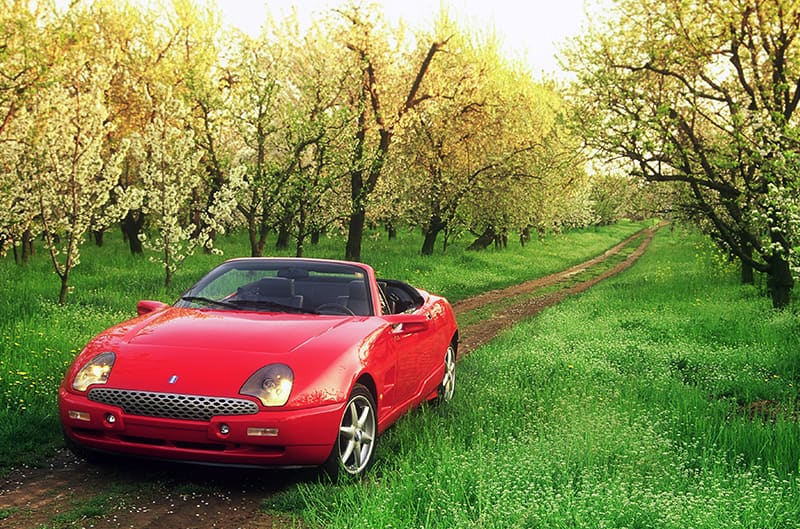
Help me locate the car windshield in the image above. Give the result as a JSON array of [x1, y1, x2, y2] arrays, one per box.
[[176, 259, 373, 316]]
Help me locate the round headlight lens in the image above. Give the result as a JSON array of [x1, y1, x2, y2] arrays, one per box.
[[240, 364, 293, 407], [72, 352, 116, 392]]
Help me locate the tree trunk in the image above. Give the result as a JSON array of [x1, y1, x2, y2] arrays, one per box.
[[245, 211, 268, 257], [346, 209, 366, 261], [421, 214, 445, 255], [520, 226, 531, 246], [386, 223, 397, 240], [276, 224, 290, 251], [740, 241, 754, 284], [767, 254, 793, 309], [467, 226, 496, 251], [295, 206, 306, 258], [311, 229, 320, 245], [494, 232, 508, 249], [203, 229, 216, 254], [190, 187, 218, 253], [59, 273, 70, 306], [164, 238, 172, 289], [421, 230, 438, 255], [56, 237, 74, 305], [422, 231, 439, 255], [121, 210, 144, 255], [93, 230, 104, 247], [21, 228, 33, 264], [257, 220, 269, 256], [248, 218, 260, 257], [741, 260, 754, 285]]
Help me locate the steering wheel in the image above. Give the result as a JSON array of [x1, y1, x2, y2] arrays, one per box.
[[315, 303, 355, 316]]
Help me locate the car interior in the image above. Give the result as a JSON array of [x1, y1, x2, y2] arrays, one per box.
[[232, 275, 424, 316], [188, 262, 426, 317]]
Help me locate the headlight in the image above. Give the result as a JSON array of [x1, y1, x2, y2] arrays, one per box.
[[72, 352, 115, 392], [240, 364, 293, 407]]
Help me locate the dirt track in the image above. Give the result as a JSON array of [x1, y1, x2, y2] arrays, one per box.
[[453, 225, 658, 355], [0, 224, 660, 529]]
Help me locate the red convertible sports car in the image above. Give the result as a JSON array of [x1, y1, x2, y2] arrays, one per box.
[[59, 257, 458, 477]]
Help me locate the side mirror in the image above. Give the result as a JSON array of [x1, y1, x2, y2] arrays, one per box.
[[382, 313, 431, 335], [137, 300, 169, 316]]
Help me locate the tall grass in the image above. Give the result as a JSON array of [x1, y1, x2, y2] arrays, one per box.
[[0, 221, 647, 470], [277, 227, 800, 528]]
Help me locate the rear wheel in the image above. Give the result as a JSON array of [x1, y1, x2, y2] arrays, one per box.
[[323, 384, 377, 479], [437, 344, 456, 403]]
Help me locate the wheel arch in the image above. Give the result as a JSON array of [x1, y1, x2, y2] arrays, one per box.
[[355, 373, 377, 408]]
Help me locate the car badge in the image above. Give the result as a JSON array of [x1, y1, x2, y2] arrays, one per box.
[[168, 375, 179, 384]]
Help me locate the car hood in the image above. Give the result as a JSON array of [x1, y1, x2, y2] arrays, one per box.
[[96, 307, 375, 396], [121, 307, 351, 353]]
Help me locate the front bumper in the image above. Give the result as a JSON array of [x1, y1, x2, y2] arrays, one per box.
[[59, 387, 344, 467]]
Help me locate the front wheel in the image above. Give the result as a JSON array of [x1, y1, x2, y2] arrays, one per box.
[[323, 384, 377, 479]]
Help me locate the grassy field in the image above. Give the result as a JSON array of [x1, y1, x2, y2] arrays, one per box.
[[0, 221, 649, 470], [266, 227, 800, 528]]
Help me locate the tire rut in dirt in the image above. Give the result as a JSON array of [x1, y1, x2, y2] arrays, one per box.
[[455, 224, 661, 356], [1, 453, 307, 529]]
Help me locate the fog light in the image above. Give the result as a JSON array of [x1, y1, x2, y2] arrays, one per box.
[[68, 410, 91, 422], [105, 413, 116, 424], [219, 424, 230, 435], [247, 427, 278, 437]]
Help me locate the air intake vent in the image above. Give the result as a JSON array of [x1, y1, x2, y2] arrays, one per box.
[[88, 388, 258, 422]]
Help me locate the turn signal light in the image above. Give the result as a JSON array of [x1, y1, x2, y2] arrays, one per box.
[[68, 410, 91, 422], [247, 427, 278, 437]]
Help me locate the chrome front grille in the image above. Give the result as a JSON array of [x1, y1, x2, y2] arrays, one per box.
[[87, 388, 259, 422]]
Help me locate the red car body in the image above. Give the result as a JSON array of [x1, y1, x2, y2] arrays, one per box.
[[59, 258, 458, 475]]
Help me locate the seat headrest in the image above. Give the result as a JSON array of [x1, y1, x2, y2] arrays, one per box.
[[257, 276, 294, 297], [277, 267, 309, 279], [348, 280, 366, 300]]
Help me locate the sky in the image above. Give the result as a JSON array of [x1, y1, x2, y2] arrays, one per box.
[[217, 0, 610, 77]]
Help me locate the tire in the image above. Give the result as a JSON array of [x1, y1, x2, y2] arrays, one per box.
[[436, 344, 456, 403], [323, 384, 377, 479]]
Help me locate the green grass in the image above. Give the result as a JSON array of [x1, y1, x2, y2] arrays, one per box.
[[274, 227, 800, 528], [3, 222, 799, 527], [0, 220, 648, 471]]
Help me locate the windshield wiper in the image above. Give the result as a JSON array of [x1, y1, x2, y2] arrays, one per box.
[[227, 298, 316, 314], [180, 296, 242, 310]]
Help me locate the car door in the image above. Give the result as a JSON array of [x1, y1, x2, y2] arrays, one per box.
[[387, 287, 441, 406]]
